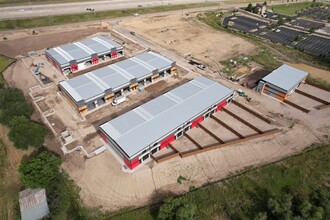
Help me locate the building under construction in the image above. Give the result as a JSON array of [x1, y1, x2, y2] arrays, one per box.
[[257, 64, 308, 101], [99, 76, 235, 170], [45, 36, 123, 74], [59, 51, 176, 114]]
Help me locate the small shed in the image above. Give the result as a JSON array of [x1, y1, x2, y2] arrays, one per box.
[[19, 188, 50, 220], [257, 64, 308, 101]]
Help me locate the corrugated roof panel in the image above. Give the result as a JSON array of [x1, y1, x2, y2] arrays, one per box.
[[61, 44, 90, 61], [142, 95, 177, 116], [108, 110, 146, 135], [92, 67, 129, 90], [61, 52, 174, 104], [45, 36, 122, 66], [59, 81, 83, 102], [135, 51, 173, 71], [171, 82, 202, 100], [47, 49, 68, 65], [262, 64, 308, 92], [100, 76, 234, 158]]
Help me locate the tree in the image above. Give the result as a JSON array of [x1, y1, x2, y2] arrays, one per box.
[[19, 151, 61, 191], [299, 200, 312, 218], [309, 27, 316, 33], [19, 151, 64, 215], [278, 16, 284, 25], [0, 101, 34, 125], [158, 197, 197, 220], [8, 116, 47, 149], [246, 3, 253, 12], [176, 203, 197, 220], [0, 88, 26, 109], [254, 212, 267, 220], [267, 194, 293, 219]]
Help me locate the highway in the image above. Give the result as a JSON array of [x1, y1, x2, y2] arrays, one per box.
[[0, 0, 223, 19]]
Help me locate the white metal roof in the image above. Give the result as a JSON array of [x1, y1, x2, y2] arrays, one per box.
[[100, 76, 234, 158], [46, 36, 123, 66], [59, 51, 174, 103], [262, 64, 308, 92]]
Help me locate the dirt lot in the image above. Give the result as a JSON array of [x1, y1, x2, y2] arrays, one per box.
[[62, 78, 330, 210], [120, 13, 256, 69], [0, 26, 107, 58], [2, 11, 330, 212]]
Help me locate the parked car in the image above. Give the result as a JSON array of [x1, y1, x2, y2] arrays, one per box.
[[112, 96, 127, 106]]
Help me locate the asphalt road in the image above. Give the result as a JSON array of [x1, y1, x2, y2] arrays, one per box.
[[0, 0, 223, 19]]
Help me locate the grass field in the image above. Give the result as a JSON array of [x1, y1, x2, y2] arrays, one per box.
[[0, 55, 15, 88], [306, 76, 330, 91], [110, 143, 330, 219], [0, 0, 101, 7], [271, 2, 321, 16], [0, 2, 217, 31], [0, 125, 30, 220]]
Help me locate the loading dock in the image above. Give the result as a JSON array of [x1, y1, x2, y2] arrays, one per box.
[[152, 100, 281, 163], [59, 51, 175, 114], [100, 77, 235, 170]]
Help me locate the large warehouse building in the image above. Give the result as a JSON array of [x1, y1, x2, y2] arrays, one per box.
[[99, 76, 235, 170], [59, 51, 176, 114], [45, 36, 123, 74], [257, 64, 308, 101]]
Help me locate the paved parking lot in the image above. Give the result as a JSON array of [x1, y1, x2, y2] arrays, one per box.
[[224, 14, 329, 57], [295, 35, 330, 58], [297, 7, 330, 22], [262, 26, 305, 45], [289, 18, 325, 30]]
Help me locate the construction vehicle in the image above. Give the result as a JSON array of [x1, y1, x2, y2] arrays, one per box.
[[237, 89, 252, 102], [34, 63, 44, 75]]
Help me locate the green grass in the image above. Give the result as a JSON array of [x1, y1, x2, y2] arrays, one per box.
[[250, 47, 281, 69], [271, 2, 323, 16], [306, 75, 330, 91], [0, 0, 102, 7], [109, 143, 330, 220], [0, 140, 20, 220], [0, 55, 15, 88], [0, 2, 217, 31]]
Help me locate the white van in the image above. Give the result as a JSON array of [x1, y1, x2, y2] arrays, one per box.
[[111, 96, 127, 106]]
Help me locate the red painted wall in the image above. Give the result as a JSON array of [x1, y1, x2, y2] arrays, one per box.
[[160, 134, 175, 150], [111, 51, 118, 58], [92, 57, 99, 64], [216, 100, 227, 111], [124, 157, 140, 170], [191, 116, 204, 128], [100, 132, 108, 143], [71, 64, 78, 72]]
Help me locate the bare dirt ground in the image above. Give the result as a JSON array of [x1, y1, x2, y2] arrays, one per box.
[[120, 13, 256, 69], [62, 79, 330, 210], [2, 11, 330, 212], [0, 26, 107, 58]]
